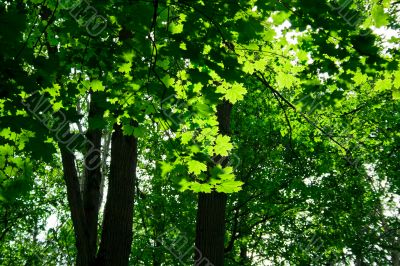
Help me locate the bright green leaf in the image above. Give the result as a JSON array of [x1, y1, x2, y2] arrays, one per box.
[[187, 160, 207, 175]]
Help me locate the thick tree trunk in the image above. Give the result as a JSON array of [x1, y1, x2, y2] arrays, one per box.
[[83, 93, 103, 264], [194, 101, 232, 266], [96, 123, 138, 266], [195, 192, 227, 266]]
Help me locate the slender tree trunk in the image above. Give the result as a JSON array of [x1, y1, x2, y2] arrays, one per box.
[[83, 93, 103, 263], [44, 14, 92, 264], [194, 101, 232, 266], [60, 144, 90, 266], [96, 122, 138, 266], [100, 132, 112, 206], [152, 166, 165, 266]]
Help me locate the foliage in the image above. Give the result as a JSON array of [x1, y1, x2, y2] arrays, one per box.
[[0, 0, 399, 265]]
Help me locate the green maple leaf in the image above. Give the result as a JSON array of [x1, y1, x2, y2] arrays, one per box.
[[218, 166, 234, 180], [193, 82, 203, 93], [161, 74, 174, 88], [90, 80, 105, 92], [118, 63, 131, 74], [178, 179, 192, 192], [224, 82, 247, 104], [180, 131, 193, 145], [169, 23, 183, 34], [242, 61, 254, 74], [52, 101, 63, 111], [393, 89, 400, 100], [276, 72, 296, 89], [215, 180, 244, 193], [214, 135, 233, 156], [161, 162, 174, 177], [393, 70, 400, 89], [254, 60, 267, 71], [187, 160, 207, 175], [122, 124, 135, 135], [374, 78, 391, 92], [0, 144, 14, 156], [133, 126, 146, 138], [353, 71, 368, 87], [372, 5, 388, 27], [190, 182, 212, 193]]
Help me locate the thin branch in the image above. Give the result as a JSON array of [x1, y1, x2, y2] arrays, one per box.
[[15, 0, 46, 60], [341, 104, 365, 117], [254, 71, 349, 153], [271, 90, 294, 151]]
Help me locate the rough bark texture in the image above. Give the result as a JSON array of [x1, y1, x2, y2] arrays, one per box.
[[96, 123, 138, 266], [194, 101, 232, 266], [83, 94, 103, 263], [195, 192, 227, 266]]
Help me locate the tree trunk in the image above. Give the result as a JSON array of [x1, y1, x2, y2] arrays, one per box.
[[83, 93, 103, 263], [152, 166, 165, 266], [96, 122, 138, 266], [60, 144, 90, 266], [195, 192, 227, 266], [194, 101, 232, 266]]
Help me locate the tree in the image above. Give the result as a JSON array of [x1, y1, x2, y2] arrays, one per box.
[[1, 0, 399, 265]]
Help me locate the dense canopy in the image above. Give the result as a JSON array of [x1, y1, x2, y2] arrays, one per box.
[[0, 0, 399, 265]]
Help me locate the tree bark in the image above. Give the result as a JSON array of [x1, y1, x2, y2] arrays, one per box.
[[83, 93, 103, 263], [60, 145, 90, 266], [152, 166, 165, 266], [195, 192, 227, 266], [96, 122, 138, 266], [194, 101, 232, 266]]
